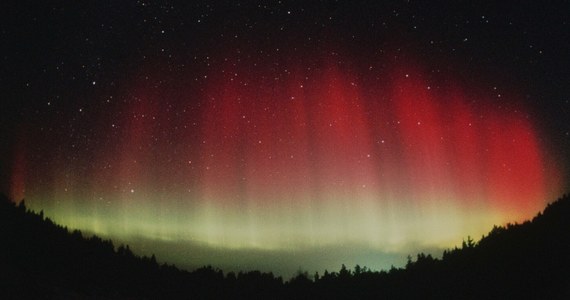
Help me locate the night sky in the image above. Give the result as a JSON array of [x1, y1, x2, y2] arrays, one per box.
[[2, 0, 569, 276]]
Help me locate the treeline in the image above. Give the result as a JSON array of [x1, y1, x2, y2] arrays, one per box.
[[303, 194, 570, 299], [1, 193, 569, 299]]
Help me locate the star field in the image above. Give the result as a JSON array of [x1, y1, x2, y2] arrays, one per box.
[[2, 0, 569, 276]]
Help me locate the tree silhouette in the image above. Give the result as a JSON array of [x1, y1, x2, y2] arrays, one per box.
[[2, 193, 570, 298]]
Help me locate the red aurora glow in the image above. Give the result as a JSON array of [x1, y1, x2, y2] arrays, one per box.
[[10, 55, 562, 253]]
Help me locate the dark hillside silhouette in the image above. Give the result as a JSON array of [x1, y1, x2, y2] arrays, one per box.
[[0, 194, 284, 298], [1, 193, 569, 299]]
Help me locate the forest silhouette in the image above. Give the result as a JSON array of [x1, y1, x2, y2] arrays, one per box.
[[1, 193, 569, 299]]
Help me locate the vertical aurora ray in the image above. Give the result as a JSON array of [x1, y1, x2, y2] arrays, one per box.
[[11, 55, 564, 271]]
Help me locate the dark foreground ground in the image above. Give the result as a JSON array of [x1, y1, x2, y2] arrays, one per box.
[[1, 193, 569, 299]]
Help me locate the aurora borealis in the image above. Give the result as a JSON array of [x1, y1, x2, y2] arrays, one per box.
[[2, 1, 569, 276]]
